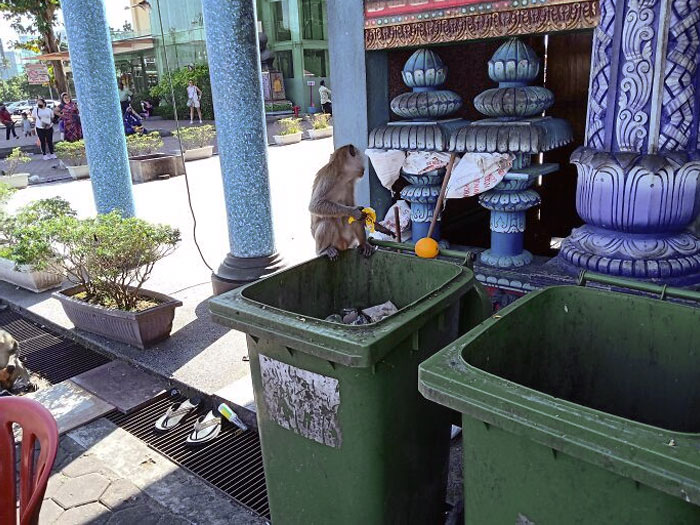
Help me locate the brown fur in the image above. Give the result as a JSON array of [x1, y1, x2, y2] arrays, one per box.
[[309, 145, 373, 260]]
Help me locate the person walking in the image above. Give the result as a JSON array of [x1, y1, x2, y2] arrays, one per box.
[[319, 80, 332, 115], [186, 80, 203, 124], [0, 104, 18, 141], [55, 93, 83, 142], [118, 81, 133, 114], [21, 112, 33, 137], [32, 98, 56, 160]]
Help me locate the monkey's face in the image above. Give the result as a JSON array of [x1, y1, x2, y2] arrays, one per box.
[[342, 144, 365, 178]]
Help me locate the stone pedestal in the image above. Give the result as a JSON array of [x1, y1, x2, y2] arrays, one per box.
[[201, 0, 281, 293], [559, 0, 700, 284]]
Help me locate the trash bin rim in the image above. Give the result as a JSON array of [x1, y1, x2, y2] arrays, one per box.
[[418, 286, 700, 506], [210, 251, 477, 367]]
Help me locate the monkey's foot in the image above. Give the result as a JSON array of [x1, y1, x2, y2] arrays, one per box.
[[321, 247, 340, 261], [358, 243, 375, 258]]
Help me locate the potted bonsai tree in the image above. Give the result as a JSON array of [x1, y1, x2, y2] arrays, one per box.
[[306, 113, 333, 140], [127, 131, 185, 183], [172, 124, 216, 161], [49, 210, 182, 348], [55, 140, 89, 180], [0, 196, 73, 293], [273, 117, 303, 146], [1, 148, 31, 189]]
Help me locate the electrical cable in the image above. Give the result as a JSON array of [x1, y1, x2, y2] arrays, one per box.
[[154, 0, 215, 273]]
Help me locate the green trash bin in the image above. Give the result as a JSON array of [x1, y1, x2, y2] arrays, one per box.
[[210, 249, 490, 524], [419, 279, 700, 524]]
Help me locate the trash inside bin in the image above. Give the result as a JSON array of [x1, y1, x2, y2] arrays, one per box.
[[419, 284, 700, 524], [210, 249, 490, 525]]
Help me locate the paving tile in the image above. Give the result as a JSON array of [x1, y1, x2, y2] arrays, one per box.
[[53, 438, 85, 471], [25, 381, 114, 434], [39, 498, 64, 524], [53, 473, 111, 508], [62, 454, 118, 480], [106, 504, 162, 525], [72, 361, 165, 414], [44, 473, 68, 500], [54, 502, 110, 525], [99, 479, 147, 510]]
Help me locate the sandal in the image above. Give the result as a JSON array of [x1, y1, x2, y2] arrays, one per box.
[[154, 397, 200, 432], [185, 410, 222, 446]]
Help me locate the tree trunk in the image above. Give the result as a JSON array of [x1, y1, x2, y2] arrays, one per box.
[[44, 27, 67, 95]]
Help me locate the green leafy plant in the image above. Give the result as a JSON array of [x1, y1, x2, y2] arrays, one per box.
[[150, 64, 213, 120], [47, 211, 181, 311], [54, 140, 87, 166], [277, 117, 302, 136], [172, 124, 216, 150], [310, 113, 331, 130], [126, 131, 164, 157], [0, 197, 75, 271], [2, 147, 31, 177], [264, 101, 293, 113]]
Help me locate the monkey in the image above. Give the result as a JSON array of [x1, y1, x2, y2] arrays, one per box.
[[0, 330, 30, 391], [309, 144, 374, 260], [0, 329, 18, 369]]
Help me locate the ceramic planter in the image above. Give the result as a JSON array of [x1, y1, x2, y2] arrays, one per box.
[[1, 173, 29, 189], [66, 164, 90, 180], [0, 257, 62, 293], [305, 127, 333, 140], [182, 145, 214, 161], [54, 285, 182, 349], [273, 132, 303, 146], [129, 153, 185, 184]]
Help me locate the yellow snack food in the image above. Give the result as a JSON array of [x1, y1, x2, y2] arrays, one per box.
[[348, 207, 378, 232]]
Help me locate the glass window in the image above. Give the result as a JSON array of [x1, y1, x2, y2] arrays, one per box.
[[272, 0, 291, 41], [276, 51, 294, 79], [301, 0, 325, 40], [303, 49, 327, 77]]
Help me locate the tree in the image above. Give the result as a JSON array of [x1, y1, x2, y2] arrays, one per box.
[[0, 0, 67, 94]]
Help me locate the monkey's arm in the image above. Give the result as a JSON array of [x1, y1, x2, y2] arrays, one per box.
[[309, 199, 360, 218]]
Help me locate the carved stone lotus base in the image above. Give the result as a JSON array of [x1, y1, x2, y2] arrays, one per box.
[[560, 225, 700, 284]]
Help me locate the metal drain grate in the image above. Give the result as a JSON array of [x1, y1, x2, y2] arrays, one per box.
[[107, 394, 270, 519], [0, 309, 111, 383]]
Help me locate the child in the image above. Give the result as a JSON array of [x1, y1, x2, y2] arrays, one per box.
[[21, 112, 33, 137]]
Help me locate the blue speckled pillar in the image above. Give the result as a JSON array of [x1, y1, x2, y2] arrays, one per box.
[[61, 0, 135, 216], [201, 0, 282, 294]]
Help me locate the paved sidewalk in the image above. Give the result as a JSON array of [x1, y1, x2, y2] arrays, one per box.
[[41, 418, 266, 525]]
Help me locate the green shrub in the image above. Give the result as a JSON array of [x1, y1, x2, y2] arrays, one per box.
[[150, 64, 213, 121], [277, 117, 302, 136], [55, 140, 87, 166], [3, 147, 31, 177], [47, 210, 181, 311], [126, 131, 164, 157], [172, 124, 216, 150], [265, 101, 293, 113], [0, 197, 76, 270], [310, 113, 331, 130]]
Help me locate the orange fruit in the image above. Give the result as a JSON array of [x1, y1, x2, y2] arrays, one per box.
[[415, 237, 439, 259]]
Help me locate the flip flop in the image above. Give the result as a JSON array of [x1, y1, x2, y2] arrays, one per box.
[[154, 397, 200, 432], [186, 410, 222, 446]]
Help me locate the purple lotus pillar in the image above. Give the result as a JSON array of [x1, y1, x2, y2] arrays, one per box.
[[559, 0, 700, 284]]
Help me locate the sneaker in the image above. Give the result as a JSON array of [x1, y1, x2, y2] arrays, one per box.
[[42, 155, 49, 160], [50, 154, 57, 159], [189, 120, 193, 125], [199, 120, 202, 124]]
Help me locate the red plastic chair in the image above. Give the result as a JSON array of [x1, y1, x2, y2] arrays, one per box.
[[0, 397, 59, 525]]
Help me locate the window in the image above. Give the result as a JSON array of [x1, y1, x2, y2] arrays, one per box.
[[276, 51, 294, 79], [301, 0, 325, 40], [272, 0, 291, 41], [303, 49, 327, 77]]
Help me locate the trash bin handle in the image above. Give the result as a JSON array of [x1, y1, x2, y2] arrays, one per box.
[[577, 270, 700, 303], [369, 239, 477, 269]]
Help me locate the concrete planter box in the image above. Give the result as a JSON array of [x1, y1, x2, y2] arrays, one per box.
[[1, 173, 29, 189], [0, 257, 62, 293], [129, 153, 185, 184], [54, 285, 182, 349], [273, 132, 303, 146], [66, 164, 90, 180], [182, 146, 214, 162], [306, 127, 333, 140]]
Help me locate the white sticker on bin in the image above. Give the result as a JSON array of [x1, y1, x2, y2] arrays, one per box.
[[259, 354, 342, 448]]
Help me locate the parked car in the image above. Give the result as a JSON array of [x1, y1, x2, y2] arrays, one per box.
[[10, 100, 38, 115]]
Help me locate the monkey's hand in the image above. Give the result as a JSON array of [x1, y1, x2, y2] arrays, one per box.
[[351, 207, 366, 221], [359, 242, 375, 258]]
